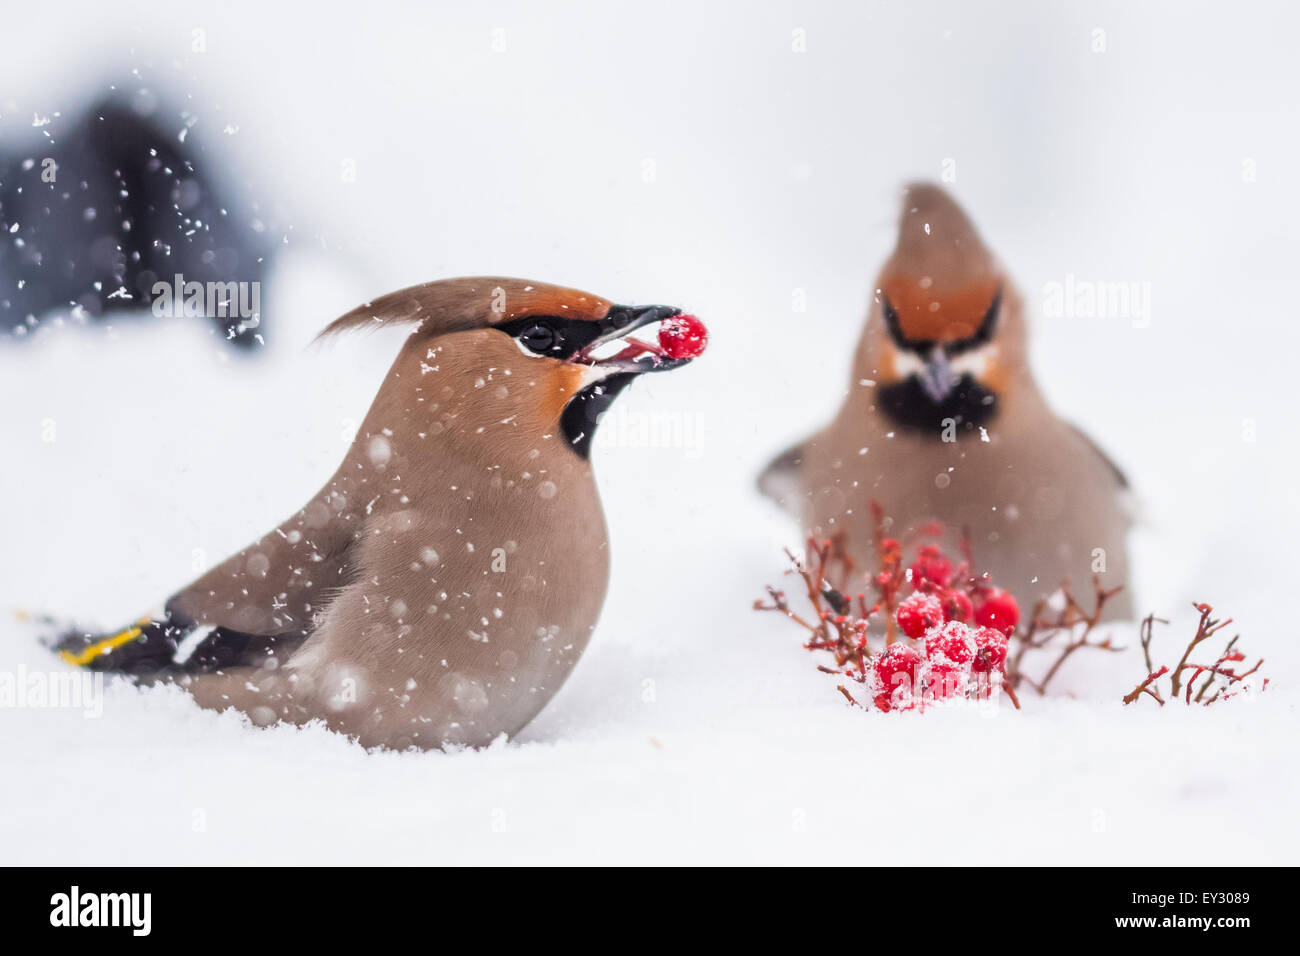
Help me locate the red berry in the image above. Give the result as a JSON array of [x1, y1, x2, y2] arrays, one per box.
[[908, 545, 952, 590], [657, 314, 708, 359], [872, 643, 923, 711], [940, 589, 973, 623], [924, 620, 976, 666], [971, 626, 1009, 674], [922, 660, 966, 701], [896, 592, 943, 639], [974, 587, 1020, 634]]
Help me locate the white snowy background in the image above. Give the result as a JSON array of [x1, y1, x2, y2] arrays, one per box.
[[2, 0, 1298, 864]]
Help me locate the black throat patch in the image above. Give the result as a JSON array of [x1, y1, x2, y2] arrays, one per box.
[[560, 373, 638, 459], [878, 374, 998, 434]]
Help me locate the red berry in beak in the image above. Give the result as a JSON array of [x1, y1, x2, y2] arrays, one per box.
[[657, 314, 708, 359]]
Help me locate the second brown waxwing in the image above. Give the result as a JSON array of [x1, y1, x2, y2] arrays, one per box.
[[760, 184, 1134, 619]]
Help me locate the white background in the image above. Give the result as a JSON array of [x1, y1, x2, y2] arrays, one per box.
[[2, 1, 1297, 864]]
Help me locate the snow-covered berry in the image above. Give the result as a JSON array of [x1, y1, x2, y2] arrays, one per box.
[[971, 626, 1009, 674], [896, 592, 943, 639], [872, 642, 923, 712], [922, 659, 967, 701], [924, 620, 976, 666]]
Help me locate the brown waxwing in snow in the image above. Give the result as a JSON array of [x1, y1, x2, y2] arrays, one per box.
[[760, 184, 1134, 619], [53, 277, 706, 749]]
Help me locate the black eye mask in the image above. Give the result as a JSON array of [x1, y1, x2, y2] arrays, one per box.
[[494, 315, 608, 361]]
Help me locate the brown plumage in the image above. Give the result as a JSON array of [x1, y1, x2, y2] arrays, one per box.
[[56, 277, 700, 749], [760, 184, 1134, 618]]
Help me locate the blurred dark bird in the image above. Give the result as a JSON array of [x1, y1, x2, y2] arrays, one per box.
[[0, 87, 275, 345], [760, 183, 1134, 618]]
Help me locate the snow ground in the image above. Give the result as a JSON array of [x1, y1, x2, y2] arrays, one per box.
[[3, 0, 1299, 865]]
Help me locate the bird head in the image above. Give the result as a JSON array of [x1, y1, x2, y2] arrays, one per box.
[[861, 184, 1028, 436], [318, 276, 705, 458]]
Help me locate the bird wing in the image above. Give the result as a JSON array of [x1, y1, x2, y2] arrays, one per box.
[[51, 503, 359, 676], [1066, 422, 1129, 490], [758, 439, 808, 514], [164, 502, 359, 638]]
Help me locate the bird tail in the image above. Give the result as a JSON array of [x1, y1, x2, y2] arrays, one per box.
[[47, 609, 307, 678], [49, 613, 193, 677]]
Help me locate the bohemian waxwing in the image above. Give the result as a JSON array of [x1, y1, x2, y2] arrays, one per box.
[[760, 183, 1133, 618], [53, 277, 705, 749]]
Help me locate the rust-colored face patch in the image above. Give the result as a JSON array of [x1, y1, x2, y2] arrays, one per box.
[[539, 362, 598, 426], [880, 276, 1000, 345], [876, 343, 899, 384], [493, 282, 612, 324]]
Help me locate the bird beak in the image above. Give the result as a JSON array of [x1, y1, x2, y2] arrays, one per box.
[[573, 304, 691, 374], [918, 346, 960, 403]]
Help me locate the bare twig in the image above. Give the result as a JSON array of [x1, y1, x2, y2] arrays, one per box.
[[1168, 603, 1232, 700], [1138, 613, 1167, 674], [1123, 602, 1265, 707], [1001, 679, 1021, 711], [1123, 665, 1169, 706], [836, 685, 863, 708], [1012, 577, 1124, 696]]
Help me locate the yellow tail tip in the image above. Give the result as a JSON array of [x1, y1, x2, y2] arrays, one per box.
[[56, 625, 144, 668]]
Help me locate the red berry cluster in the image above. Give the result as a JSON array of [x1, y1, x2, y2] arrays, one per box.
[[754, 512, 1023, 715], [904, 544, 1019, 633], [871, 619, 1010, 712], [758, 509, 1263, 713], [868, 539, 1018, 712]]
